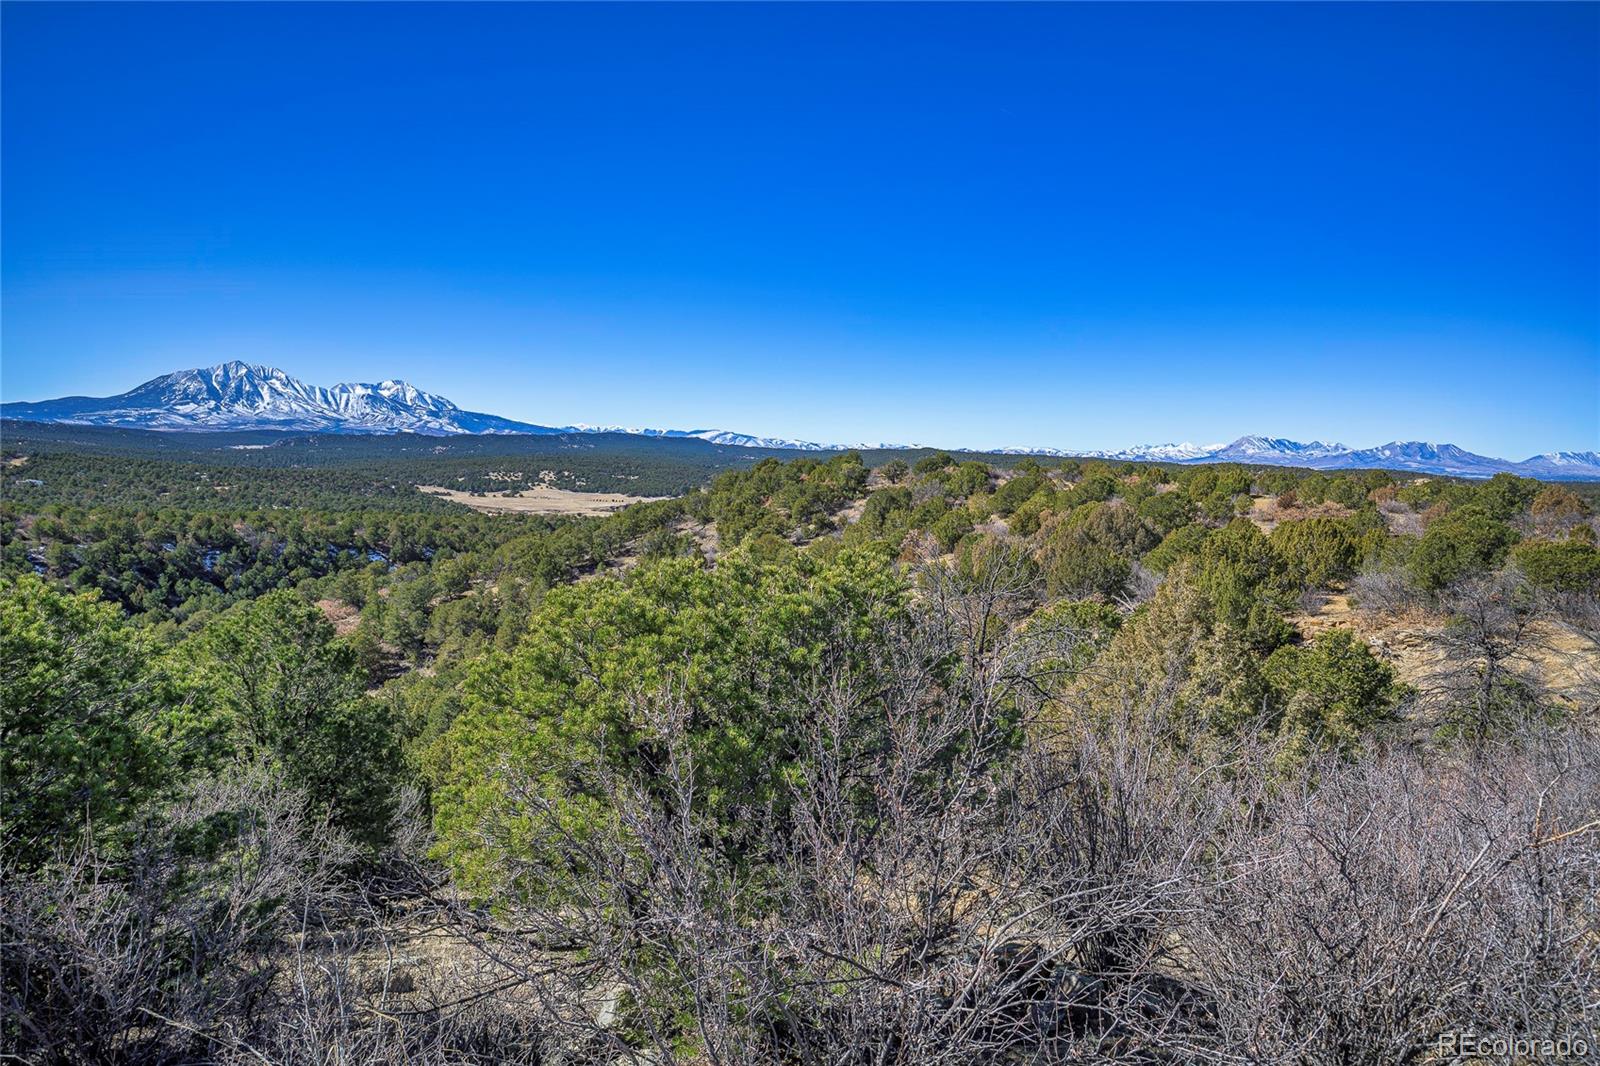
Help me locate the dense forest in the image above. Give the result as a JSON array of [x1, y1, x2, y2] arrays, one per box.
[[4, 434, 1598, 1063], [0, 422, 794, 508]]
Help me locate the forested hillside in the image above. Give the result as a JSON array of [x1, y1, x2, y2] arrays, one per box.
[[4, 441, 1598, 1063], [0, 421, 792, 506]]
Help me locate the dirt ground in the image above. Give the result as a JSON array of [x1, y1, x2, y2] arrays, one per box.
[[674, 517, 721, 560], [1245, 496, 1355, 535], [314, 598, 361, 636], [417, 484, 667, 517], [1289, 590, 1600, 709]]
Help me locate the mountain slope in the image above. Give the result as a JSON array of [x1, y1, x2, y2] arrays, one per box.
[[568, 426, 840, 450], [1516, 451, 1600, 479], [1, 363, 847, 446], [2, 362, 557, 436], [1206, 436, 1352, 463], [1078, 441, 1226, 462], [1095, 437, 1600, 480]]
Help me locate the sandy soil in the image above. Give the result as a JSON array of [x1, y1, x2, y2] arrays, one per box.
[[1375, 501, 1425, 536], [417, 484, 667, 516], [675, 517, 721, 560], [315, 598, 361, 636], [836, 497, 868, 527], [1246, 496, 1354, 534], [1289, 590, 1600, 709]]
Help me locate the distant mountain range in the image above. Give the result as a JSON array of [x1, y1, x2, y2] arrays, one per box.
[[1, 362, 545, 436], [3, 362, 1596, 480], [0, 363, 930, 453], [1040, 436, 1600, 481]]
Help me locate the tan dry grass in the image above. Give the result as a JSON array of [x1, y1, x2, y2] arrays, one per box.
[[1289, 590, 1600, 708], [314, 598, 361, 637], [1245, 496, 1354, 535], [417, 484, 667, 517]]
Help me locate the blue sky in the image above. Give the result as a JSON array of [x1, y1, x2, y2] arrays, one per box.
[[3, 2, 1596, 456]]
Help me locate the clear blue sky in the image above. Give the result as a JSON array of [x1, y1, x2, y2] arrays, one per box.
[[3, 2, 1596, 456]]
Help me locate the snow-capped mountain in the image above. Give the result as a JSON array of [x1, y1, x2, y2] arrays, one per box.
[[1085, 437, 1600, 480], [1012, 439, 1350, 464], [1076, 441, 1228, 462], [1517, 451, 1600, 479], [569, 426, 838, 451], [1206, 436, 1352, 463], [4, 364, 1597, 479], [1, 362, 557, 436], [1332, 441, 1509, 476], [572, 426, 932, 451]]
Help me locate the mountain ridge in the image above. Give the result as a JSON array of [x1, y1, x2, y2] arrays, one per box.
[[4, 363, 1597, 480], [2, 362, 555, 436]]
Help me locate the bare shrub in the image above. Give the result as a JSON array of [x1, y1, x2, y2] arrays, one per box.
[[1, 762, 354, 1063], [1427, 570, 1556, 739], [1348, 563, 1421, 617], [1172, 731, 1600, 1064], [1115, 560, 1161, 611]]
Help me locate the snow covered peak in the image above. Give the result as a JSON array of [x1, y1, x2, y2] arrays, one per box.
[[1031, 436, 1598, 479], [564, 426, 839, 450], [7, 363, 548, 436], [1078, 441, 1225, 462], [1211, 436, 1351, 460], [326, 378, 461, 420], [1528, 450, 1600, 466], [1513, 451, 1600, 479]]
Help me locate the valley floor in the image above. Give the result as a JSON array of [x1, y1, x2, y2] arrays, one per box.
[[416, 483, 668, 516]]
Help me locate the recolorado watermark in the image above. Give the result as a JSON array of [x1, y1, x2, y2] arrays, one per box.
[[1435, 1031, 1593, 1061]]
